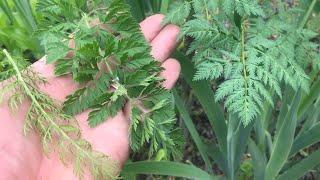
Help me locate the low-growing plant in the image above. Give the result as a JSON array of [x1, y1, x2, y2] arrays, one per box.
[[37, 0, 181, 158], [165, 0, 320, 126], [1, 0, 182, 179], [0, 0, 40, 80], [0, 0, 40, 54], [123, 0, 320, 180], [1, 0, 320, 180]]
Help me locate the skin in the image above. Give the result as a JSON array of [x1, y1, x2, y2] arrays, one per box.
[[0, 14, 181, 179]]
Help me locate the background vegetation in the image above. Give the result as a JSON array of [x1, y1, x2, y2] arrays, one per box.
[[1, 0, 320, 180]]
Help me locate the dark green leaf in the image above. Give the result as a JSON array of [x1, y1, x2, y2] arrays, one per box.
[[277, 149, 320, 180], [265, 90, 302, 180], [122, 161, 216, 180], [248, 138, 266, 180], [173, 51, 227, 155], [173, 89, 212, 172], [290, 122, 320, 157], [88, 96, 126, 127]]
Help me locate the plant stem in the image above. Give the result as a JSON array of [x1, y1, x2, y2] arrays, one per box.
[[241, 23, 247, 82], [160, 0, 170, 14], [240, 20, 249, 122], [299, 0, 317, 30], [203, 0, 210, 20], [3, 49, 77, 151], [3, 49, 116, 177]]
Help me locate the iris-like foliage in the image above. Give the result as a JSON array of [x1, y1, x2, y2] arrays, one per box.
[[165, 0, 320, 125]]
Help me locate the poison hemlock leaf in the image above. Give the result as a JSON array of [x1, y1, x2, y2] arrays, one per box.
[[165, 0, 320, 125], [1, 50, 118, 179], [88, 95, 126, 127], [162, 1, 191, 25], [0, 52, 29, 81], [38, 0, 180, 159], [223, 0, 265, 17]]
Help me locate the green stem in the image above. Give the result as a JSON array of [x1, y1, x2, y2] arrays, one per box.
[[160, 0, 170, 14], [3, 49, 116, 177], [105, 59, 114, 76], [240, 21, 249, 121], [203, 0, 210, 20], [241, 23, 247, 82], [299, 0, 317, 30]]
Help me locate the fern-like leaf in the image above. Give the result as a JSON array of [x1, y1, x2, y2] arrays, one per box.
[[166, 1, 319, 125]]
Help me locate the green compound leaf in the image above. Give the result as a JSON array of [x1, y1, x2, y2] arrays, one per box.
[[39, 0, 179, 158]]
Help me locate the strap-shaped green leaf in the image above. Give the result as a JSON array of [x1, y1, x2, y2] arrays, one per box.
[[13, 0, 37, 31], [277, 149, 320, 180], [122, 161, 216, 180], [265, 90, 302, 180], [160, 0, 170, 13], [204, 142, 228, 174], [173, 51, 228, 155], [226, 115, 253, 180], [290, 122, 320, 157], [173, 89, 212, 172], [298, 80, 320, 118], [0, 0, 15, 23], [248, 138, 267, 180]]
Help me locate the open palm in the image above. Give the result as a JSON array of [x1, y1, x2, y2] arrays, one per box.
[[0, 14, 180, 179]]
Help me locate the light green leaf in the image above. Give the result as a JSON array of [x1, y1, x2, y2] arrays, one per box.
[[248, 139, 266, 180], [163, 1, 190, 25], [174, 89, 212, 172], [265, 90, 302, 180], [277, 149, 320, 180], [122, 161, 216, 180], [290, 122, 320, 157], [174, 51, 227, 155], [88, 96, 126, 127]]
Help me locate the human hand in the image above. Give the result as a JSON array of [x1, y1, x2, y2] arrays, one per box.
[[0, 14, 180, 179]]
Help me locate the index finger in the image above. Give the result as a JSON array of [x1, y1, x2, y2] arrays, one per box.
[[140, 14, 165, 42]]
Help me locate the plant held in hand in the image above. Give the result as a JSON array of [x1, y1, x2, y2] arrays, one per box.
[[38, 0, 180, 158]]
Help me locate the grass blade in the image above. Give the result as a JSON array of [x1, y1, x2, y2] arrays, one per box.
[[290, 122, 320, 157], [226, 115, 239, 180], [297, 105, 320, 136], [173, 51, 227, 155], [277, 149, 320, 180], [173, 89, 212, 172], [298, 80, 320, 119], [274, 88, 294, 135], [13, 0, 37, 32], [205, 142, 228, 174], [150, 0, 160, 12], [234, 123, 253, 174], [265, 90, 302, 180], [226, 115, 253, 180], [0, 0, 15, 24], [122, 161, 215, 180], [160, 0, 170, 14], [248, 139, 266, 180]]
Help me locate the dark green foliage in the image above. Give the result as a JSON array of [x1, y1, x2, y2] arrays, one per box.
[[223, 0, 264, 16], [0, 0, 41, 81], [165, 0, 320, 125], [37, 0, 180, 158], [63, 73, 112, 115], [88, 95, 126, 127], [0, 53, 29, 81]]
